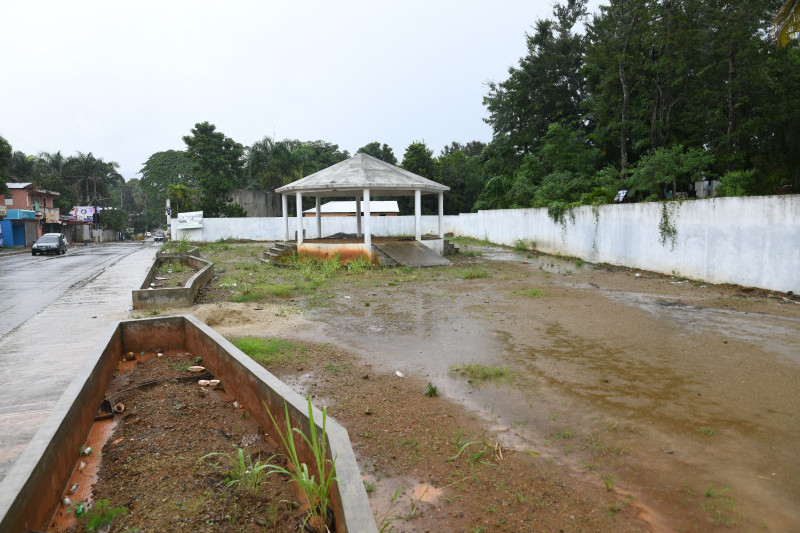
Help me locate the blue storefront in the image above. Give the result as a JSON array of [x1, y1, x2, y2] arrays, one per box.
[[0, 210, 37, 247]]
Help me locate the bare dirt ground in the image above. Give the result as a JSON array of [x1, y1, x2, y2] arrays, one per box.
[[51, 351, 304, 532], [146, 242, 800, 532]]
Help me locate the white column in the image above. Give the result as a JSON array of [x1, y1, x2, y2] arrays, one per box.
[[438, 191, 444, 238], [315, 196, 322, 239], [295, 192, 303, 245], [281, 194, 289, 242], [414, 189, 422, 241], [355, 197, 362, 237], [363, 189, 371, 249]]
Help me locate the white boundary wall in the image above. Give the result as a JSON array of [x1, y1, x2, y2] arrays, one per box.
[[173, 195, 800, 293]]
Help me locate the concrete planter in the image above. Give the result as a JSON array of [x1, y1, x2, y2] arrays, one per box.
[[0, 315, 376, 533], [132, 255, 213, 310], [155, 246, 200, 258]]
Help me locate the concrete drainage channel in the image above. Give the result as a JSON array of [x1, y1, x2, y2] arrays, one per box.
[[0, 315, 377, 532], [132, 255, 214, 310]]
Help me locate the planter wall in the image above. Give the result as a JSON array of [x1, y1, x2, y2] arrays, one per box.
[[155, 246, 200, 258], [0, 315, 376, 533], [132, 255, 213, 310]]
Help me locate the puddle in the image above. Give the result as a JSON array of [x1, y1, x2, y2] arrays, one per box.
[[297, 252, 800, 532], [364, 476, 443, 532], [482, 248, 592, 274], [47, 418, 117, 532]]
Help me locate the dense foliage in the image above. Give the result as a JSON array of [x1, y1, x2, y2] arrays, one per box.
[[480, 0, 799, 208]]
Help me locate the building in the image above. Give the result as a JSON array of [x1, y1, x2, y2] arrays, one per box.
[[302, 200, 399, 217], [0, 183, 62, 247]]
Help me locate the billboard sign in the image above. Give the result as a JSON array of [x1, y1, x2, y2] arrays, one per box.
[[175, 211, 203, 229], [71, 206, 95, 222]]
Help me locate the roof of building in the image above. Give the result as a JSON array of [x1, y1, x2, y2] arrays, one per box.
[[303, 200, 399, 214], [276, 153, 449, 197], [5, 182, 60, 195]]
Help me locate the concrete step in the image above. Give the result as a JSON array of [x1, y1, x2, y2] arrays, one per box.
[[263, 242, 296, 262]]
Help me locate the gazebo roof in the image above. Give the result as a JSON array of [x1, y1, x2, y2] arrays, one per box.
[[275, 153, 449, 197]]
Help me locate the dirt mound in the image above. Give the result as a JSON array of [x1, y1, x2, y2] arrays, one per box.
[[191, 302, 308, 337]]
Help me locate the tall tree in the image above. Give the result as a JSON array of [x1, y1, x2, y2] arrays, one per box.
[[483, 0, 589, 155], [139, 150, 195, 225], [63, 152, 122, 206], [357, 142, 397, 165], [183, 122, 245, 217]]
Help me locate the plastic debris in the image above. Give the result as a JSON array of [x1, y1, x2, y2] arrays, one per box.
[[62, 497, 72, 506], [68, 482, 79, 494], [80, 447, 92, 456], [635, 273, 641, 277], [157, 352, 163, 357], [395, 371, 404, 378], [188, 365, 205, 373]]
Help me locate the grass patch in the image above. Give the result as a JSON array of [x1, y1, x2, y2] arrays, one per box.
[[513, 239, 536, 252], [461, 267, 489, 280], [450, 236, 493, 247], [449, 361, 514, 381], [230, 337, 306, 366], [513, 287, 546, 298]]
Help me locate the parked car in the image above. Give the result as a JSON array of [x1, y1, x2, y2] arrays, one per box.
[[32, 233, 68, 255], [146, 231, 152, 238], [153, 230, 167, 243]]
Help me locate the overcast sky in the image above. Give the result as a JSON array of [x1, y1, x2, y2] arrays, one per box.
[[1, 1, 601, 181]]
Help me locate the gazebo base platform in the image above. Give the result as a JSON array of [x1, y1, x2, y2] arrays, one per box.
[[296, 236, 453, 267]]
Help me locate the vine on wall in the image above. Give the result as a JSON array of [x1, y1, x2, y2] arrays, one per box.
[[658, 201, 680, 250]]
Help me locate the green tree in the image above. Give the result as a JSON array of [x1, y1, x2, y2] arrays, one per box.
[[357, 142, 397, 165], [483, 0, 589, 155], [139, 150, 195, 226], [401, 141, 437, 178], [0, 136, 11, 193], [437, 142, 486, 214], [100, 208, 127, 233], [166, 183, 200, 215], [626, 145, 712, 200], [63, 152, 123, 206], [183, 121, 245, 217], [10, 151, 35, 180]]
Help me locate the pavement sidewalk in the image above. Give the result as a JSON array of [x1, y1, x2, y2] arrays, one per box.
[[0, 245, 157, 481]]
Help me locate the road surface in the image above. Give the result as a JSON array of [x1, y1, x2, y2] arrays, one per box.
[[0, 242, 157, 481]]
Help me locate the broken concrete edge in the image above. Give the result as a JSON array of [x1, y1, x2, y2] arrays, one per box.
[[0, 321, 121, 533], [0, 315, 377, 533], [131, 255, 214, 310]]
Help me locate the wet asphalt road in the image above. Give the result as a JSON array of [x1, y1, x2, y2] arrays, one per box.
[[0, 243, 143, 338], [0, 242, 157, 481]]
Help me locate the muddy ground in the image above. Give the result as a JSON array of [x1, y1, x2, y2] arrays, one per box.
[[51, 351, 305, 532], [142, 241, 800, 532]]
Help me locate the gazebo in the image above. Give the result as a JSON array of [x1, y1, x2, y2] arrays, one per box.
[[275, 153, 449, 250]]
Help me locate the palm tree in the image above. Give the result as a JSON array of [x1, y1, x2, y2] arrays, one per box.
[[64, 152, 122, 205], [774, 0, 800, 48]]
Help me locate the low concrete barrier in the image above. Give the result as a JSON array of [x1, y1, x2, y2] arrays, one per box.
[[0, 315, 377, 533], [155, 246, 200, 258], [132, 255, 213, 310]]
